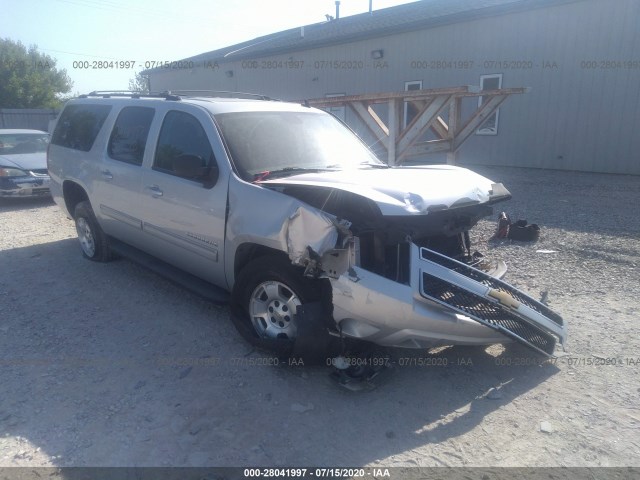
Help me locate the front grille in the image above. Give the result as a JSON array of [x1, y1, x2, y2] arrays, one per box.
[[421, 248, 563, 326], [30, 169, 49, 176], [422, 272, 556, 355]]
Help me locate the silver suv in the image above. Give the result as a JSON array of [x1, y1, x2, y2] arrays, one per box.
[[48, 91, 566, 358]]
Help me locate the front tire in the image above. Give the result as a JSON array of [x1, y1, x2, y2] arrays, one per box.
[[73, 200, 112, 262], [231, 255, 323, 354]]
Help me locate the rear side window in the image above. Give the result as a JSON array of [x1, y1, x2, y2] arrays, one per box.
[[107, 107, 154, 165], [51, 104, 112, 152], [154, 110, 215, 179]]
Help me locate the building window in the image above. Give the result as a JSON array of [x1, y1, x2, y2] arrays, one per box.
[[404, 80, 422, 128], [477, 74, 502, 135], [325, 93, 346, 122]]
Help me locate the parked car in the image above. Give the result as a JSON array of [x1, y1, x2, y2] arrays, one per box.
[[47, 91, 566, 359], [0, 129, 51, 197]]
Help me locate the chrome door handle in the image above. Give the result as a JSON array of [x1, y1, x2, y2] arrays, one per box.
[[101, 169, 113, 180], [146, 185, 163, 197]]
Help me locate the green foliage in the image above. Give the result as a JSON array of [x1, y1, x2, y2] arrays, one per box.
[[0, 38, 73, 108], [128, 70, 149, 93]]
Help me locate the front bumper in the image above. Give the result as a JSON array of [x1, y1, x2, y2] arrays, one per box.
[[330, 244, 566, 356], [0, 174, 51, 197]]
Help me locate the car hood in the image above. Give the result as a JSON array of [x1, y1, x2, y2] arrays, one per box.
[[0, 153, 47, 171], [260, 165, 511, 216]]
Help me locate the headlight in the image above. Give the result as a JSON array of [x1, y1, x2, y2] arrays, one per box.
[[0, 167, 27, 177]]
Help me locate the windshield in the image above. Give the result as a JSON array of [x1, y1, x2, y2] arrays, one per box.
[[0, 133, 49, 155], [214, 111, 384, 180]]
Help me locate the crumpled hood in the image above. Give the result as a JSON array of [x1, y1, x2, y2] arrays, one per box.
[[261, 165, 510, 215], [0, 153, 47, 171]]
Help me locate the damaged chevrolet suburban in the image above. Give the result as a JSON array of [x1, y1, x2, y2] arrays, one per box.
[[48, 92, 566, 358]]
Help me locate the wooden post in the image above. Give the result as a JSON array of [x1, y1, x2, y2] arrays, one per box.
[[388, 98, 397, 166], [447, 97, 461, 165]]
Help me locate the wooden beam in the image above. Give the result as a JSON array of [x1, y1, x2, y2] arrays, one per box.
[[453, 94, 509, 151], [431, 116, 449, 139], [397, 95, 452, 160], [302, 86, 480, 106], [367, 104, 389, 136], [303, 87, 528, 108], [294, 86, 529, 164], [349, 101, 389, 151], [404, 140, 453, 157], [407, 100, 449, 139]]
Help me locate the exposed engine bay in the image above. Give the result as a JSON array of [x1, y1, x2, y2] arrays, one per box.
[[264, 183, 497, 284]]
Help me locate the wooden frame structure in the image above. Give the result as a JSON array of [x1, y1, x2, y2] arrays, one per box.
[[304, 86, 530, 166]]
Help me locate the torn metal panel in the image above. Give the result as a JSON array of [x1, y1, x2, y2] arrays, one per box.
[[285, 206, 338, 265], [225, 177, 344, 285], [318, 248, 351, 279]]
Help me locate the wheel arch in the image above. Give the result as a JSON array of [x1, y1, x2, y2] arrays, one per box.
[[232, 243, 289, 286], [62, 180, 90, 219]]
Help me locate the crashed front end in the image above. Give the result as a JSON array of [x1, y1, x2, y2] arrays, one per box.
[[330, 244, 566, 356], [227, 167, 566, 358], [216, 105, 566, 357]]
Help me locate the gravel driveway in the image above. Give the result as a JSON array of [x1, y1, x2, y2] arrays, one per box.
[[0, 166, 639, 468]]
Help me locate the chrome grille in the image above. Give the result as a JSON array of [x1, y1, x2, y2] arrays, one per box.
[[420, 248, 563, 326], [422, 272, 556, 355]]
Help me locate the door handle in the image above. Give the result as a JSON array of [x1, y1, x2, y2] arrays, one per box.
[[101, 169, 113, 180], [146, 185, 163, 197]]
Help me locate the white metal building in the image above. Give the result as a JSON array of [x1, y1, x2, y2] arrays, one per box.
[[146, 0, 640, 175]]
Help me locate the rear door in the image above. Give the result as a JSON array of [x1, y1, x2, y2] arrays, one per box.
[[94, 105, 155, 248], [139, 105, 229, 288]]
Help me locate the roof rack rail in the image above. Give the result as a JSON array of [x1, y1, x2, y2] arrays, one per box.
[[163, 90, 277, 101], [79, 91, 181, 101]]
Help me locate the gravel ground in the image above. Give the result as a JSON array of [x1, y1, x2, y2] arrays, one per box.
[[0, 165, 639, 468]]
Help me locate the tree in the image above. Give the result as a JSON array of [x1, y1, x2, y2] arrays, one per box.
[[128, 70, 149, 94], [0, 38, 72, 108]]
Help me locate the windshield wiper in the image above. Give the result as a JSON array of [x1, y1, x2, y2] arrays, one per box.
[[253, 167, 325, 181], [359, 161, 390, 168]]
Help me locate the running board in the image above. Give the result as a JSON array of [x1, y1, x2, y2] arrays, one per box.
[[109, 238, 229, 305]]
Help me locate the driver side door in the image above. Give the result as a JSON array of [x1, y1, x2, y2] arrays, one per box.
[[140, 106, 229, 288]]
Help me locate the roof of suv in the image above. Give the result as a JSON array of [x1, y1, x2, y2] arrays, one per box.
[[72, 91, 319, 116], [0, 129, 49, 135]]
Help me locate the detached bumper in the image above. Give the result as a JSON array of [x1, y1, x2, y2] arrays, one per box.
[[330, 244, 566, 356], [0, 174, 51, 197]]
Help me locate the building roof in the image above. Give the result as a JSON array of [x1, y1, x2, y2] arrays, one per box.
[[147, 0, 583, 72]]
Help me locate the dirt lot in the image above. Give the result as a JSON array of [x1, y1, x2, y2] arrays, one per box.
[[0, 165, 639, 468]]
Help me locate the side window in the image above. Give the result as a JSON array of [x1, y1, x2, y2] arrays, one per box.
[[107, 107, 154, 165], [477, 73, 503, 135], [51, 104, 112, 152], [153, 110, 215, 182]]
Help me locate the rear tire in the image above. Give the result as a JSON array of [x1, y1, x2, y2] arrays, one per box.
[[230, 255, 324, 355], [73, 201, 112, 262]]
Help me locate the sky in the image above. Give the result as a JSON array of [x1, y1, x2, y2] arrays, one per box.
[[1, 0, 419, 95]]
